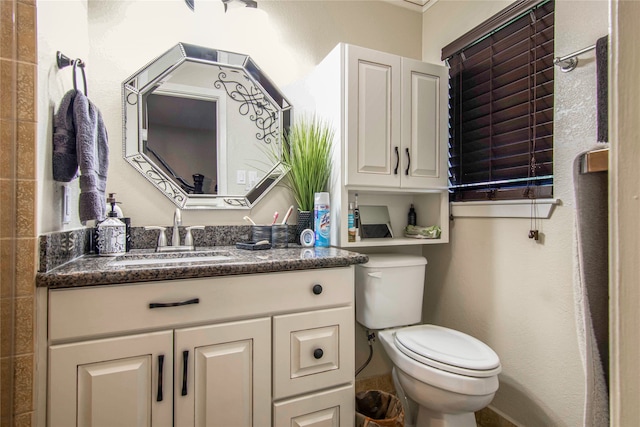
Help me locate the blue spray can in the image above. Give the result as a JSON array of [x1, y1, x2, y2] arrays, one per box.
[[314, 192, 330, 247]]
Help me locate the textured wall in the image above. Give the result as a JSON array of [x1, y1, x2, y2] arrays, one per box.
[[421, 0, 608, 425]]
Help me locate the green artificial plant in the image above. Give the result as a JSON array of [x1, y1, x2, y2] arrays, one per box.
[[282, 115, 334, 212]]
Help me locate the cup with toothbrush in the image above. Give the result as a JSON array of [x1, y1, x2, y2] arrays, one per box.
[[271, 206, 293, 248]]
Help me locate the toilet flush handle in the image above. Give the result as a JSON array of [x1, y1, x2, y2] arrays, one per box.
[[367, 271, 383, 279]]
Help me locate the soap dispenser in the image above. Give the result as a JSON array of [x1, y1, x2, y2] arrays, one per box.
[[96, 193, 127, 256], [408, 204, 417, 226]]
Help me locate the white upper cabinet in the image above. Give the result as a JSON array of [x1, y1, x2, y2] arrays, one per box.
[[285, 44, 450, 247], [344, 45, 448, 189], [345, 45, 402, 188], [400, 57, 449, 189]]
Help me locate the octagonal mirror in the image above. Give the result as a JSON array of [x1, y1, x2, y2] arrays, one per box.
[[122, 42, 291, 209]]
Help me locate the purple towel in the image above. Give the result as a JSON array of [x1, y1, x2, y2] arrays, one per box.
[[73, 91, 109, 222], [52, 90, 79, 182], [596, 35, 608, 143]]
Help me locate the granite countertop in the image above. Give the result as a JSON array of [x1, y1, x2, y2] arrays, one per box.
[[36, 246, 369, 289]]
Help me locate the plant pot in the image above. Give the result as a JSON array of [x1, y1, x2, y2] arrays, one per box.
[[296, 210, 313, 242]]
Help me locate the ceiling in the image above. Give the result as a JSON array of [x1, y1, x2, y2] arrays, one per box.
[[383, 0, 439, 13]]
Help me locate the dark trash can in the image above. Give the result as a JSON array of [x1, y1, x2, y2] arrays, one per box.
[[355, 390, 405, 427]]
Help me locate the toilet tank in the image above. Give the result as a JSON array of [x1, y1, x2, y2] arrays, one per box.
[[355, 254, 427, 329]]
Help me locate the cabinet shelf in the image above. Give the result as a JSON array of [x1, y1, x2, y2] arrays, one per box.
[[340, 236, 444, 248]]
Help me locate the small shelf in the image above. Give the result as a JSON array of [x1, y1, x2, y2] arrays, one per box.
[[339, 237, 444, 248], [331, 191, 449, 247]]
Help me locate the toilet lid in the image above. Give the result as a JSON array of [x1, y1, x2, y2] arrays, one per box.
[[394, 325, 501, 377]]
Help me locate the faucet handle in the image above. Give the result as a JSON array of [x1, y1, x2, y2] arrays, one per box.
[[145, 226, 167, 248], [184, 226, 205, 247]]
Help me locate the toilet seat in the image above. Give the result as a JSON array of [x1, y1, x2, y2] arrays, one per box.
[[394, 325, 501, 378]]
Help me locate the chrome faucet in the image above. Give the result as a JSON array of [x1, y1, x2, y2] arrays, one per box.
[[172, 208, 182, 247], [144, 208, 204, 252]]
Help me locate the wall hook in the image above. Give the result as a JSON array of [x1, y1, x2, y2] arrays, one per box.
[[56, 51, 85, 69]]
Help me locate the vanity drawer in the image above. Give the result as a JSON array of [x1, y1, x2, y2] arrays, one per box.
[[273, 383, 355, 427], [273, 306, 355, 399], [49, 267, 354, 342]]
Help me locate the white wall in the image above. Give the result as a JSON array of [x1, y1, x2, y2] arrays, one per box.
[[37, 0, 422, 234], [421, 0, 608, 425]]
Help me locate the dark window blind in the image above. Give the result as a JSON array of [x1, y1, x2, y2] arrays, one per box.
[[444, 0, 554, 201]]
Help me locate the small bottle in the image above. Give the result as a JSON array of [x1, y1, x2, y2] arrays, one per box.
[[348, 202, 356, 243], [314, 192, 330, 247], [408, 204, 417, 226], [354, 193, 361, 241]]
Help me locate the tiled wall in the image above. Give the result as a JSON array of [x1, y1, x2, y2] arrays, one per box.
[[0, 0, 38, 426]]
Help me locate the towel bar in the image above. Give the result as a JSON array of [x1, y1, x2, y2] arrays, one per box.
[[554, 44, 596, 72], [580, 148, 609, 174]]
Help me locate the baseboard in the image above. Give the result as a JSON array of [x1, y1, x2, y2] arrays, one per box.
[[475, 405, 520, 427]]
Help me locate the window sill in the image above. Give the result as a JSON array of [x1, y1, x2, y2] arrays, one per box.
[[450, 199, 560, 219]]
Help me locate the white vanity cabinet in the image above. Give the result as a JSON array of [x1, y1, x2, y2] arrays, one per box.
[[174, 318, 271, 427], [49, 330, 174, 427], [285, 43, 450, 248], [272, 306, 354, 427], [46, 267, 355, 427]]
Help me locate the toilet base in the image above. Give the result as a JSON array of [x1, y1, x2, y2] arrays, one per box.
[[393, 367, 492, 427], [416, 406, 476, 427]]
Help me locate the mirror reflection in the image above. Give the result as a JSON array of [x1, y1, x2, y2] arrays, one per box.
[[123, 42, 291, 209], [145, 93, 218, 194]]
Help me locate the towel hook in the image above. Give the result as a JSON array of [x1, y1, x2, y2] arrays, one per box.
[[56, 51, 85, 70], [56, 51, 87, 96]]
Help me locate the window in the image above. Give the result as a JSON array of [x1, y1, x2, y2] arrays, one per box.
[[443, 0, 554, 201]]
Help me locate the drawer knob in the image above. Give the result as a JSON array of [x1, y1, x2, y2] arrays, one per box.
[[312, 284, 323, 295], [313, 348, 324, 359]]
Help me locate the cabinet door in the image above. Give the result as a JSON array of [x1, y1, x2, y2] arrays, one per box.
[[400, 57, 449, 189], [273, 384, 355, 427], [49, 331, 173, 427], [346, 45, 401, 188], [174, 318, 271, 427]]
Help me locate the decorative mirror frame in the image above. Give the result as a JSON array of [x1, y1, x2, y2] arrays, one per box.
[[122, 43, 291, 209]]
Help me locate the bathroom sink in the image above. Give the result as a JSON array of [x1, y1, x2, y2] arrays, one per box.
[[109, 250, 234, 267]]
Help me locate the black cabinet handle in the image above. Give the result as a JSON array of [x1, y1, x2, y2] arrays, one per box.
[[405, 148, 411, 176], [156, 354, 164, 402], [394, 146, 400, 175], [312, 284, 323, 295], [181, 350, 189, 396], [313, 348, 324, 359], [149, 298, 199, 309]]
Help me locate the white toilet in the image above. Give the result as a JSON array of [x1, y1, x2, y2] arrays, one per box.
[[355, 254, 501, 427]]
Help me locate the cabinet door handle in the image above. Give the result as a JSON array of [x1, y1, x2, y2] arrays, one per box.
[[156, 354, 164, 402], [149, 298, 199, 309], [312, 284, 323, 295], [181, 350, 189, 396], [313, 348, 324, 359], [405, 148, 411, 176], [394, 146, 400, 175]]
